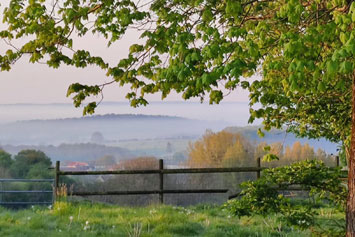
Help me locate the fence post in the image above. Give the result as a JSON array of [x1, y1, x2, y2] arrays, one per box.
[[336, 156, 340, 167], [159, 159, 164, 204], [256, 157, 261, 179], [54, 161, 60, 202]]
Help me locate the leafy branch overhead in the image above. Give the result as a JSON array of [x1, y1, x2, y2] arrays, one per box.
[[0, 0, 354, 143]]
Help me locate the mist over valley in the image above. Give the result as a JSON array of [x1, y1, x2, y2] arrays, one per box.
[[0, 102, 338, 166]]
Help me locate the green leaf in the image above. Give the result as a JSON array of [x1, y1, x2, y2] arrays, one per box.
[[263, 145, 271, 152], [257, 128, 265, 138], [326, 61, 338, 75], [226, 1, 242, 17], [339, 61, 353, 74], [202, 9, 213, 22], [262, 154, 279, 162], [83, 102, 97, 115]]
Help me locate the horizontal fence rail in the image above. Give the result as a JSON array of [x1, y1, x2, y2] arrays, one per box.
[[0, 191, 53, 193], [71, 189, 229, 196], [58, 167, 265, 176], [0, 179, 54, 182], [0, 202, 53, 205]]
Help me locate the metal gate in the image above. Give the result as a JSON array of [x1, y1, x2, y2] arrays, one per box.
[[0, 179, 54, 207]]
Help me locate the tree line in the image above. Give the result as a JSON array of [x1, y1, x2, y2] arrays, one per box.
[[187, 130, 335, 168], [0, 149, 53, 179]]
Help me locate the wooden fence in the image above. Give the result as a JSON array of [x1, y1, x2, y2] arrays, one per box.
[[54, 157, 340, 204]]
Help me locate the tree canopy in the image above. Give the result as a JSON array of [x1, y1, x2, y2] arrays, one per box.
[[0, 149, 13, 169], [0, 3, 353, 167], [187, 130, 331, 168], [247, 1, 355, 145], [10, 149, 52, 178], [1, 0, 352, 144]]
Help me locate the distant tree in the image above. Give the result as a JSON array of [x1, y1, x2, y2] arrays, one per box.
[[95, 155, 116, 168], [0, 167, 11, 178], [278, 142, 331, 166], [10, 150, 52, 178], [300, 143, 316, 160], [0, 149, 13, 178], [188, 131, 256, 195], [0, 149, 13, 169], [284, 145, 292, 161], [26, 163, 54, 179], [291, 141, 303, 161], [116, 157, 158, 170], [90, 131, 105, 144], [187, 130, 251, 168], [223, 140, 252, 167]]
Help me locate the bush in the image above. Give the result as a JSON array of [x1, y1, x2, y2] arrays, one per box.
[[224, 160, 346, 229]]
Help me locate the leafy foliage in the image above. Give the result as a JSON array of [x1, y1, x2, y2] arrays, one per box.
[[262, 153, 279, 162], [0, 149, 54, 179], [224, 160, 346, 229], [246, 1, 355, 144], [1, 1, 353, 129], [281, 206, 315, 229], [0, 149, 13, 169], [10, 149, 52, 178]]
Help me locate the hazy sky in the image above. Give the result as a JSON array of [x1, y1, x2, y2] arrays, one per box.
[[0, 1, 251, 105]]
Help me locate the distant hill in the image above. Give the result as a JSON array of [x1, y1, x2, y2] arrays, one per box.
[[20, 114, 187, 123], [224, 126, 339, 154], [1, 143, 135, 163], [0, 114, 229, 146]]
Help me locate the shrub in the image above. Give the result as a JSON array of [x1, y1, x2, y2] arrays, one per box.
[[224, 160, 346, 229]]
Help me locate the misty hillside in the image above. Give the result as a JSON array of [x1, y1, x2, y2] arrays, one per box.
[[0, 114, 339, 163], [1, 143, 135, 163], [224, 126, 338, 154], [0, 114, 229, 146]]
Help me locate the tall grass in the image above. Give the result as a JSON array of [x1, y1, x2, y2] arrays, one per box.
[[0, 201, 344, 236]]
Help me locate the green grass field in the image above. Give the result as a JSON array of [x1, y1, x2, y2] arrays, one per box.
[[0, 201, 345, 236]]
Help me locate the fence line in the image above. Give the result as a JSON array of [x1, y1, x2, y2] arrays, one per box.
[[55, 159, 249, 203], [57, 167, 265, 176], [54, 157, 263, 204], [54, 156, 341, 204]]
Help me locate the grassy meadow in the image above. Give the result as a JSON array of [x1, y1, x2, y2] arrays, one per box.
[[0, 201, 344, 236]]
